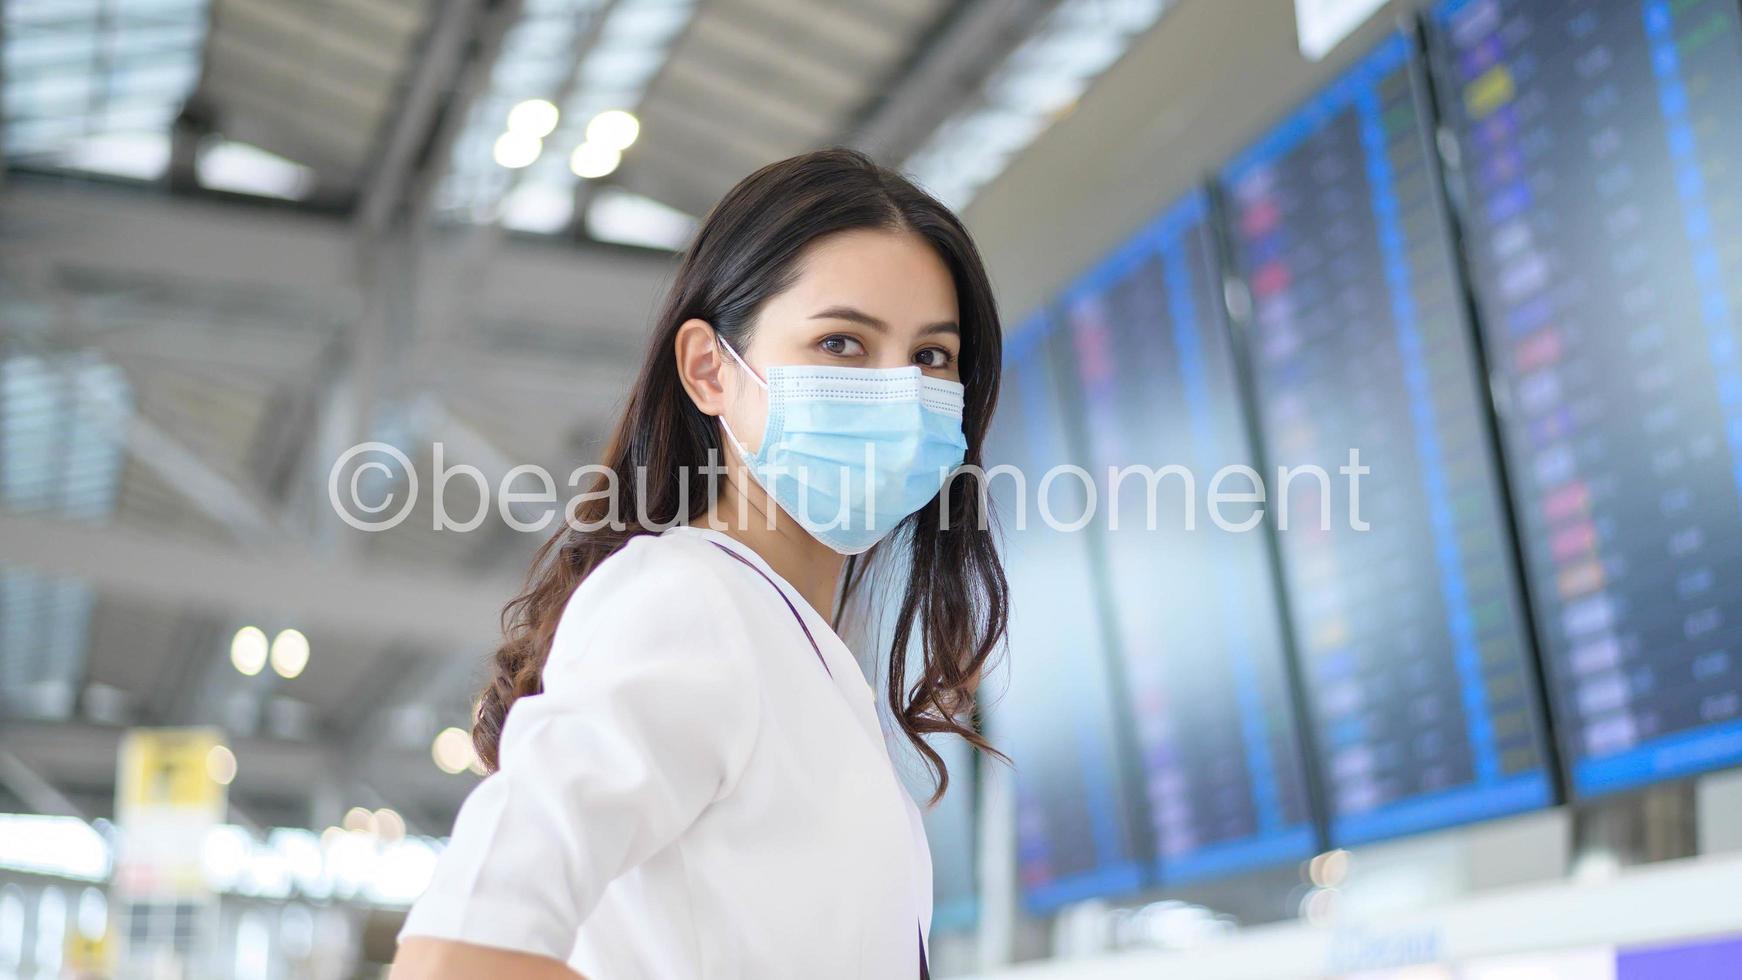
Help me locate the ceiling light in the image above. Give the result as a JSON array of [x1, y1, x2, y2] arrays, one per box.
[[60, 132, 173, 181], [904, 0, 1177, 209], [197, 139, 314, 200], [269, 629, 309, 679], [206, 745, 238, 786], [373, 808, 406, 842], [569, 141, 620, 179], [501, 181, 577, 234], [507, 99, 560, 138], [431, 727, 475, 775], [493, 131, 543, 169], [585, 110, 639, 150], [585, 187, 696, 250], [431, 0, 698, 229], [230, 627, 267, 676]]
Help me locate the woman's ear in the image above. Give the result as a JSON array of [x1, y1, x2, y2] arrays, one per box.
[[674, 318, 729, 416]]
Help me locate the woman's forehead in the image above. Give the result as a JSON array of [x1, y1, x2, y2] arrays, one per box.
[[777, 229, 959, 324]]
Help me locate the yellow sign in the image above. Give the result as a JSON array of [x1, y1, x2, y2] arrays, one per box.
[[65, 931, 112, 977], [114, 727, 228, 897], [117, 727, 224, 818]]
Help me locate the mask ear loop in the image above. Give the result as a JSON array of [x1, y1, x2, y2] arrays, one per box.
[[715, 334, 767, 458]]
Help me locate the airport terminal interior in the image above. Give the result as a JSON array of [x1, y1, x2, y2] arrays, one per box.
[[4, 0, 1742, 976]]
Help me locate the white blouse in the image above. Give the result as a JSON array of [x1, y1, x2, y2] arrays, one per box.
[[398, 524, 934, 979]]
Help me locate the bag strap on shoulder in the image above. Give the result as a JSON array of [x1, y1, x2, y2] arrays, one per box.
[[708, 541, 830, 676]]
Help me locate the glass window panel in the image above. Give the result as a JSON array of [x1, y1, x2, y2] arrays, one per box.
[[96, 101, 177, 131], [4, 0, 104, 27], [3, 30, 102, 69], [109, 56, 198, 96], [113, 0, 206, 21], [4, 117, 85, 154], [4, 75, 99, 118], [106, 21, 204, 53], [3, 0, 207, 170]]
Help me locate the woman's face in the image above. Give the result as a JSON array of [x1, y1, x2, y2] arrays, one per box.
[[719, 227, 961, 451]]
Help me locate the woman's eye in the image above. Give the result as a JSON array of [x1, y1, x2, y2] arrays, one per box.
[[820, 335, 864, 356], [915, 347, 955, 368]]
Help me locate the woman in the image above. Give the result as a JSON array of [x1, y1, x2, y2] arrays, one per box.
[[390, 147, 1007, 979]]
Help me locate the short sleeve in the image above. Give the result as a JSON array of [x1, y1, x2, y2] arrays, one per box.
[[397, 535, 763, 959]]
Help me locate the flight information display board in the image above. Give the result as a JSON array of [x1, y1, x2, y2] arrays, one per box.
[[1051, 189, 1319, 883], [987, 312, 1149, 912], [1220, 32, 1555, 845], [1430, 0, 1742, 797]]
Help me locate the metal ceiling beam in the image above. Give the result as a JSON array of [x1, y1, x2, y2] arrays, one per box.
[[636, 96, 796, 174], [682, 13, 869, 107], [0, 512, 515, 651], [651, 55, 837, 142], [498, 0, 621, 239], [0, 179, 364, 297], [206, 33, 395, 127], [7, 279, 306, 548], [117, 405, 293, 546], [0, 750, 90, 821], [219, 0, 418, 79], [614, 127, 763, 215], [357, 0, 513, 234], [849, 0, 1062, 164], [201, 82, 379, 174], [0, 720, 403, 819], [719, 0, 899, 71], [350, 0, 578, 492], [0, 178, 674, 351]]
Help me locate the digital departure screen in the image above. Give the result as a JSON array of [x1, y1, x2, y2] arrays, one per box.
[[1220, 33, 1555, 845], [987, 312, 1150, 911], [1430, 0, 1742, 797], [1050, 189, 1319, 883]]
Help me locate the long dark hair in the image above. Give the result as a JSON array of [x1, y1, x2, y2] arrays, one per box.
[[473, 147, 1008, 802]]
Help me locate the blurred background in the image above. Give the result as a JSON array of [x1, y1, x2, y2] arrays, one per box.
[[3, 0, 1742, 977]]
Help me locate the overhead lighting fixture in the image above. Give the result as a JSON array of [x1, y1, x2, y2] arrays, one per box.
[[433, 0, 700, 230], [196, 139, 315, 201], [585, 186, 696, 250], [569, 141, 621, 179], [373, 808, 406, 843], [585, 109, 639, 150], [904, 0, 1177, 209], [61, 132, 173, 181], [507, 99, 561, 138], [342, 807, 374, 834], [230, 627, 267, 676], [1296, 0, 1388, 61], [501, 181, 578, 234], [0, 814, 111, 882], [195, 822, 443, 907], [205, 745, 238, 786], [269, 629, 309, 679], [493, 131, 543, 169], [431, 727, 475, 775]]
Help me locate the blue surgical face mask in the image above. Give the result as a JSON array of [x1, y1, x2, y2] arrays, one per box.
[[716, 336, 969, 555]]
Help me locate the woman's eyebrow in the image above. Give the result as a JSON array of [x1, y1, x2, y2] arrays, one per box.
[[809, 305, 888, 330], [809, 305, 959, 336]]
